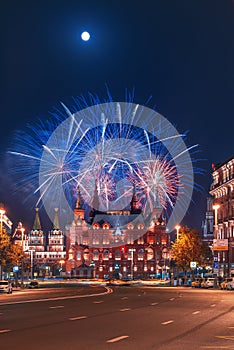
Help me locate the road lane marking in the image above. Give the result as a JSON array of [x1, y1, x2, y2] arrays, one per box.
[[210, 304, 216, 307], [93, 300, 103, 304], [119, 308, 131, 312], [216, 336, 234, 341], [192, 311, 201, 315], [121, 297, 128, 300], [200, 346, 234, 348], [169, 298, 175, 301], [106, 335, 129, 343], [0, 287, 113, 306], [49, 305, 64, 309], [150, 302, 158, 306], [68, 316, 87, 321], [161, 320, 174, 325], [138, 294, 141, 296], [0, 329, 11, 334]]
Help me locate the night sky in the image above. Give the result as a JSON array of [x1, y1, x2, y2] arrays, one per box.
[[1, 1, 234, 231]]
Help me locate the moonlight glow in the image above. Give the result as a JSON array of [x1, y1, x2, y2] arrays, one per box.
[[81, 31, 90, 41]]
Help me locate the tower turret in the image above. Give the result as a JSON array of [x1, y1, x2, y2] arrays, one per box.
[[74, 185, 84, 220]]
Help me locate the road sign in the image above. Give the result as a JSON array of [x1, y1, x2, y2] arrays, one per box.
[[214, 262, 219, 269], [190, 261, 197, 269], [13, 266, 19, 272], [213, 239, 228, 251], [213, 256, 218, 262]]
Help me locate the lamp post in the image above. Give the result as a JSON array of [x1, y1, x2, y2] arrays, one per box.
[[0, 207, 6, 235], [129, 249, 135, 280], [175, 225, 181, 240], [0, 206, 6, 280], [213, 204, 220, 280], [213, 204, 220, 239], [20, 226, 25, 286], [174, 225, 181, 283], [59, 260, 65, 276], [21, 227, 25, 252], [28, 249, 35, 279]]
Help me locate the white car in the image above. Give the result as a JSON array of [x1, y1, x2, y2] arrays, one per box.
[[201, 278, 215, 288], [0, 280, 12, 294], [226, 278, 234, 290]]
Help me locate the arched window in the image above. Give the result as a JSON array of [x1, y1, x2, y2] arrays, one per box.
[[115, 249, 121, 260], [93, 223, 100, 230], [93, 250, 99, 261], [147, 248, 154, 260], [138, 248, 144, 260], [127, 223, 134, 230], [103, 222, 110, 229], [103, 249, 109, 260], [138, 223, 144, 230]]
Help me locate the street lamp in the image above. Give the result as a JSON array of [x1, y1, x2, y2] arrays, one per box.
[[213, 204, 220, 280], [59, 260, 65, 276], [212, 204, 220, 239], [28, 249, 35, 279], [0, 206, 6, 235], [174, 225, 181, 284], [21, 226, 25, 252], [175, 225, 181, 240], [129, 249, 136, 280], [0, 206, 5, 280]]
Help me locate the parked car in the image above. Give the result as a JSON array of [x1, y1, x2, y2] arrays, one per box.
[[0, 280, 12, 294], [201, 278, 215, 288], [220, 278, 232, 290], [226, 278, 234, 290], [205, 278, 215, 288], [27, 281, 39, 289], [191, 278, 202, 288], [200, 278, 207, 288]]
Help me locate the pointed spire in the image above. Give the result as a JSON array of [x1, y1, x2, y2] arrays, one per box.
[[33, 207, 41, 230], [154, 189, 161, 209], [130, 186, 140, 213], [75, 185, 82, 209], [152, 189, 163, 222], [53, 208, 60, 230], [92, 180, 99, 211], [74, 186, 85, 220], [113, 223, 124, 237]]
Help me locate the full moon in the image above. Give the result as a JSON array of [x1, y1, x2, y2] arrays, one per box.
[[81, 31, 90, 41]]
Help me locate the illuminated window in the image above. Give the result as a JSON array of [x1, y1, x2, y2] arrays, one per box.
[[103, 222, 110, 229], [138, 249, 144, 260], [93, 223, 100, 230], [103, 250, 109, 260], [93, 250, 99, 261], [138, 223, 144, 230], [115, 249, 121, 260], [147, 248, 154, 260]]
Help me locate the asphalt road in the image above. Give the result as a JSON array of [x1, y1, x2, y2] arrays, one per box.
[[0, 286, 234, 350]]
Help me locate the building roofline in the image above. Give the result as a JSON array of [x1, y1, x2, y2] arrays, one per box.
[[212, 155, 234, 171]]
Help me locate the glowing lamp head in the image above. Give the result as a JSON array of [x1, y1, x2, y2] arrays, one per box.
[[81, 31, 90, 41], [213, 204, 220, 210]]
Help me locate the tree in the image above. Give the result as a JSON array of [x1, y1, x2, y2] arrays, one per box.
[[171, 226, 212, 277], [0, 228, 26, 274]]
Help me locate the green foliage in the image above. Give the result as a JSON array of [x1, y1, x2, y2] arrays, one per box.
[[171, 226, 212, 271]]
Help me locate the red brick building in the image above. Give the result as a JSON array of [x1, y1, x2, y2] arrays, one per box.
[[65, 187, 171, 279]]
